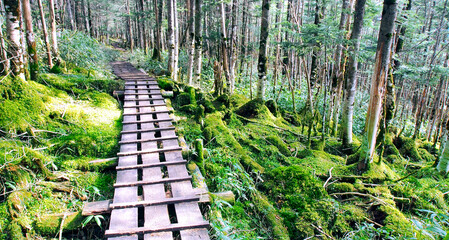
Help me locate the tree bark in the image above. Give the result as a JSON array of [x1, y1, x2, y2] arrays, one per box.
[[22, 0, 39, 80], [152, 0, 162, 59], [340, 0, 367, 148], [187, 0, 195, 85], [0, 0, 10, 75], [362, 0, 398, 169], [193, 0, 202, 85], [4, 0, 25, 79], [38, 0, 53, 69], [126, 0, 134, 52], [49, 0, 62, 66], [167, 0, 178, 81], [220, 1, 232, 94], [256, 0, 270, 100]]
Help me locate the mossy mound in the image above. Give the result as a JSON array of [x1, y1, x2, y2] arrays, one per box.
[[235, 99, 273, 119], [394, 136, 423, 162], [292, 149, 347, 175], [266, 135, 291, 156], [203, 112, 264, 173], [35, 212, 83, 235], [157, 77, 175, 91]]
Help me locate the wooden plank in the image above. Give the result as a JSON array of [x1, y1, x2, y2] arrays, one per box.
[[108, 106, 139, 240], [120, 127, 175, 134], [124, 83, 160, 86], [110, 195, 200, 209], [116, 159, 187, 170], [124, 88, 160, 91], [122, 110, 170, 116], [123, 103, 167, 108], [119, 135, 177, 144], [123, 98, 165, 102], [82, 200, 112, 216], [117, 146, 182, 157], [121, 118, 173, 125], [105, 221, 210, 237], [124, 93, 163, 96], [114, 176, 192, 188]]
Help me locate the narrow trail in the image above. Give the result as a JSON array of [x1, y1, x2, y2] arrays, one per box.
[[105, 61, 209, 240]]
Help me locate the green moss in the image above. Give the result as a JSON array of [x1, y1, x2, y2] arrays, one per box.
[[265, 100, 279, 116], [378, 205, 414, 236], [35, 212, 83, 235], [311, 139, 325, 151], [157, 77, 175, 91], [7, 220, 25, 240], [293, 149, 346, 175], [418, 148, 435, 162], [203, 112, 264, 173], [186, 86, 197, 105], [235, 99, 273, 119], [252, 192, 290, 239], [176, 93, 191, 107], [394, 136, 422, 162], [229, 94, 248, 109], [50, 65, 64, 74], [327, 183, 356, 194], [266, 135, 291, 156]]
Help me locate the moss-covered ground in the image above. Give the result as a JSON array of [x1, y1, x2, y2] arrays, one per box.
[[164, 78, 449, 239], [0, 67, 122, 239]]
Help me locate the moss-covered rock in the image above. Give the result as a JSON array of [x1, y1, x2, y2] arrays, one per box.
[[327, 183, 356, 194], [235, 99, 271, 119], [265, 99, 279, 116], [376, 205, 414, 237], [266, 135, 291, 156], [157, 77, 175, 91], [203, 112, 264, 173], [179, 103, 197, 114], [176, 93, 191, 107], [394, 136, 422, 162], [35, 212, 83, 235]]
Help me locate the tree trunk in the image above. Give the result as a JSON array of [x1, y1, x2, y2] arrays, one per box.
[[167, 0, 178, 81], [256, 0, 270, 100], [340, 0, 367, 148], [329, 0, 350, 135], [309, 0, 324, 88], [49, 0, 61, 66], [22, 0, 39, 80], [4, 0, 25, 79], [126, 0, 134, 52], [220, 2, 232, 94], [0, 0, 10, 75], [187, 0, 195, 85], [152, 0, 162, 59], [228, 0, 238, 93], [38, 0, 53, 69], [193, 0, 202, 85], [362, 0, 398, 169]]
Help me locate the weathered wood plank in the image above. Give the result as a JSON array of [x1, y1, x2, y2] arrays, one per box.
[[116, 159, 186, 171]]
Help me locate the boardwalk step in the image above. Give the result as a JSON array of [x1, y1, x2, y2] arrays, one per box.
[[122, 110, 170, 116], [116, 159, 186, 170], [104, 221, 209, 237], [119, 136, 178, 144], [124, 92, 162, 96], [123, 103, 167, 108], [120, 126, 175, 134], [124, 98, 164, 102], [117, 146, 182, 156], [110, 196, 199, 209], [114, 176, 192, 188], [125, 82, 158, 86], [124, 87, 160, 91], [121, 118, 173, 125]]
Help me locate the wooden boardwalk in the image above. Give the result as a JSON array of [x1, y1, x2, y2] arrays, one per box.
[[106, 62, 209, 240]]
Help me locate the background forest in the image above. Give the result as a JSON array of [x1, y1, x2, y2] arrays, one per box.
[[2, 0, 449, 239]]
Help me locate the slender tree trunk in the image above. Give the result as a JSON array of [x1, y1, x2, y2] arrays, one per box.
[[152, 0, 162, 59], [329, 0, 350, 134], [173, 0, 179, 80], [49, 0, 61, 66], [256, 0, 271, 100], [309, 0, 324, 88], [167, 0, 178, 81], [126, 0, 134, 52], [38, 0, 53, 69], [193, 0, 202, 85], [0, 0, 10, 75], [4, 0, 25, 79], [220, 2, 232, 94], [22, 0, 39, 80], [341, 0, 367, 148], [362, 0, 398, 169], [228, 0, 238, 93], [66, 0, 75, 30], [187, 0, 195, 85]]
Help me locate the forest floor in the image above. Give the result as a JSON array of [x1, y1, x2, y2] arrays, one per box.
[[0, 42, 448, 239]]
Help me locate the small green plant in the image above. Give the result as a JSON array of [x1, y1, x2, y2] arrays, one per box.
[[82, 215, 104, 228], [411, 209, 449, 240]]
